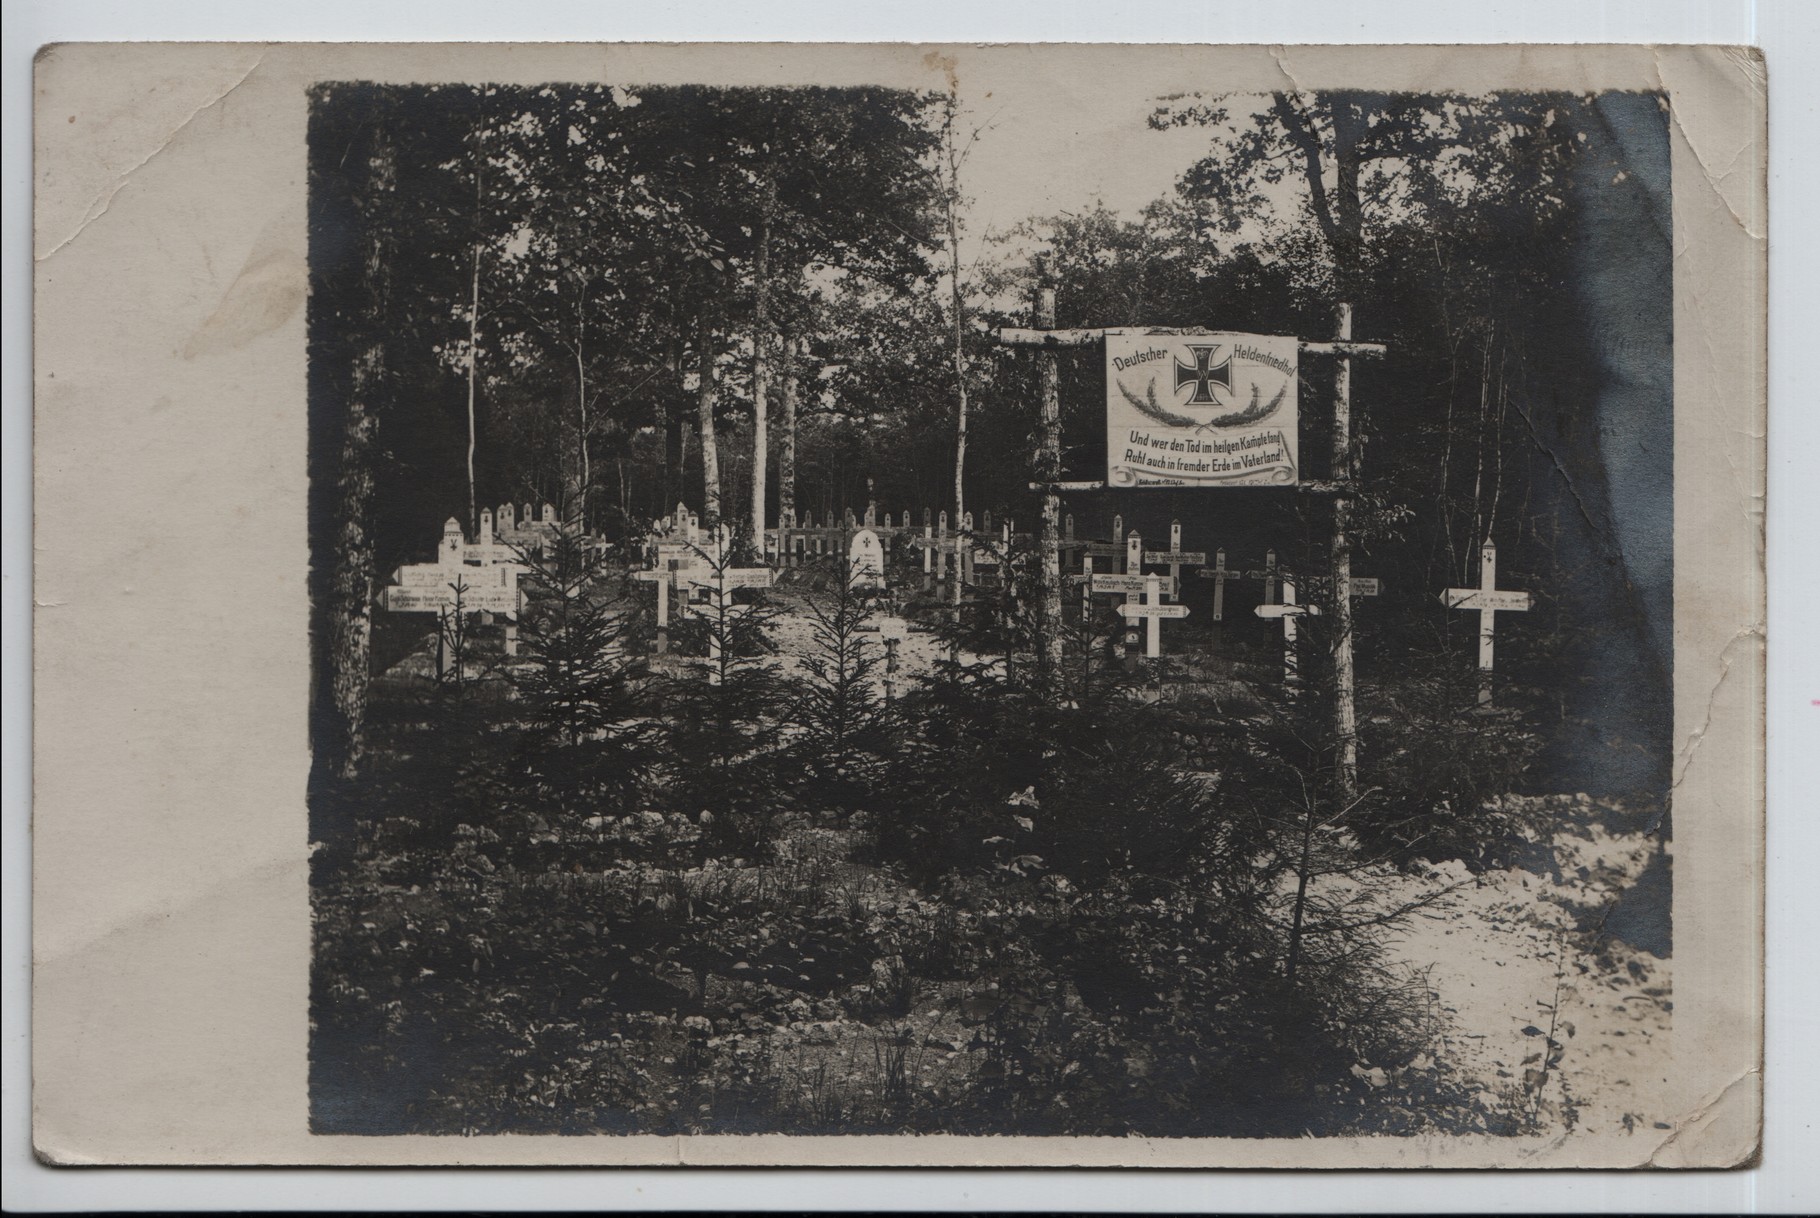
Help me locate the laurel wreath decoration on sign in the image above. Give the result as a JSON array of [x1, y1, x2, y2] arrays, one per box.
[[1207, 381, 1289, 429], [1116, 377, 1197, 428], [1118, 377, 1289, 433]]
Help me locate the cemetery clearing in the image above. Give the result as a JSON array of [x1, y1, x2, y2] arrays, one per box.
[[314, 517, 1670, 1139], [309, 82, 1677, 1144]]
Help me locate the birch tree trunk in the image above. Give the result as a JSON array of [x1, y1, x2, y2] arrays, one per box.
[[943, 99, 970, 608], [1035, 284, 1064, 683], [465, 241, 481, 536], [697, 306, 721, 526], [949, 191, 968, 534], [779, 334, 799, 527], [749, 207, 772, 554]]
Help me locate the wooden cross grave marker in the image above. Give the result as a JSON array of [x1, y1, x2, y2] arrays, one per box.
[[678, 529, 775, 680], [380, 518, 526, 671], [1254, 573, 1320, 692], [1143, 519, 1206, 605], [1194, 547, 1231, 621], [1440, 539, 1531, 706], [1116, 573, 1189, 658]]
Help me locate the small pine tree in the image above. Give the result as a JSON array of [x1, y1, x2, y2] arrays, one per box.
[[658, 532, 790, 855], [791, 564, 894, 814], [510, 528, 655, 820]]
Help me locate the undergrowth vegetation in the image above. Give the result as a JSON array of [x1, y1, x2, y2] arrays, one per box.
[[312, 538, 1553, 1137]]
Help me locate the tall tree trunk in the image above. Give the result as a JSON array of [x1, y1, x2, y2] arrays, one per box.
[[658, 334, 677, 514], [1330, 304, 1358, 798], [779, 333, 799, 526], [947, 150, 968, 529], [465, 241, 481, 536], [697, 306, 721, 526], [749, 206, 772, 554], [574, 325, 590, 530], [943, 97, 970, 608], [1329, 97, 1366, 300], [1035, 284, 1063, 684], [324, 125, 395, 780]]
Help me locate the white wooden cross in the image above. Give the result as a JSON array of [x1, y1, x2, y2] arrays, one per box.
[[1255, 573, 1320, 690], [631, 566, 672, 653], [1248, 549, 1280, 605], [1143, 519, 1207, 605], [1194, 547, 1231, 621], [1117, 573, 1189, 658], [381, 518, 526, 669], [1440, 539, 1531, 705], [678, 529, 773, 679], [1122, 530, 1144, 656]]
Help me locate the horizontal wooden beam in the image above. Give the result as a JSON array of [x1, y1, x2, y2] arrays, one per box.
[[991, 326, 1387, 357], [993, 327, 1104, 348], [1028, 480, 1106, 492], [1299, 340, 1389, 357]]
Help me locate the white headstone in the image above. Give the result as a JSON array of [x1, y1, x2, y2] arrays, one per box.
[[849, 528, 886, 590], [439, 517, 463, 564]]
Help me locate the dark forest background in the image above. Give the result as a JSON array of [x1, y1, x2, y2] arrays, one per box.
[[306, 82, 1675, 1139], [308, 84, 1671, 801]]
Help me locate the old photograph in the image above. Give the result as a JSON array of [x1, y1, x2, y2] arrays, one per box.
[[308, 74, 1676, 1140], [29, 42, 1763, 1169]]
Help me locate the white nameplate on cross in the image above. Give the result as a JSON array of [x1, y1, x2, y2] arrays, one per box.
[[1083, 572, 1179, 596], [1440, 540, 1530, 705], [1117, 600, 1189, 618], [713, 567, 776, 590], [1116, 575, 1186, 657]]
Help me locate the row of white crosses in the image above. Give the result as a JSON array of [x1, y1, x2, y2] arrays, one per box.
[[1064, 516, 1189, 659], [907, 509, 1025, 590], [1058, 515, 1391, 675], [379, 515, 531, 674], [635, 508, 776, 661]]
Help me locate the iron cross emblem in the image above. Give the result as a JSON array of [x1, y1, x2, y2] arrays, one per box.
[[1173, 344, 1234, 404]]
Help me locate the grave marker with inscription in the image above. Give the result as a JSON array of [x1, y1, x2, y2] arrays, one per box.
[[1441, 540, 1530, 706]]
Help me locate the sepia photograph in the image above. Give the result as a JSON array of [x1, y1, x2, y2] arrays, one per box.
[[307, 71, 1677, 1141], [27, 41, 1763, 1170]]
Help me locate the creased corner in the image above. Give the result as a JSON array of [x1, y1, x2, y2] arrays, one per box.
[[1645, 1069, 1762, 1168], [1656, 46, 1766, 245], [35, 50, 269, 265]]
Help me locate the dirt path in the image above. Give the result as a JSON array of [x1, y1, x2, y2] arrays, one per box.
[[1381, 804, 1671, 1137]]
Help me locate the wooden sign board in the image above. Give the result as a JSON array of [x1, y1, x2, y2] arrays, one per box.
[[381, 586, 519, 615], [1105, 331, 1300, 487], [1143, 550, 1207, 565], [392, 565, 464, 588], [1084, 573, 1179, 596], [390, 560, 521, 591], [1442, 589, 1531, 612], [1118, 602, 1189, 619], [1081, 542, 1124, 558], [716, 568, 775, 590]]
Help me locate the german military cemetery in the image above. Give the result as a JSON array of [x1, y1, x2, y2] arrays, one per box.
[[309, 81, 1673, 1141]]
